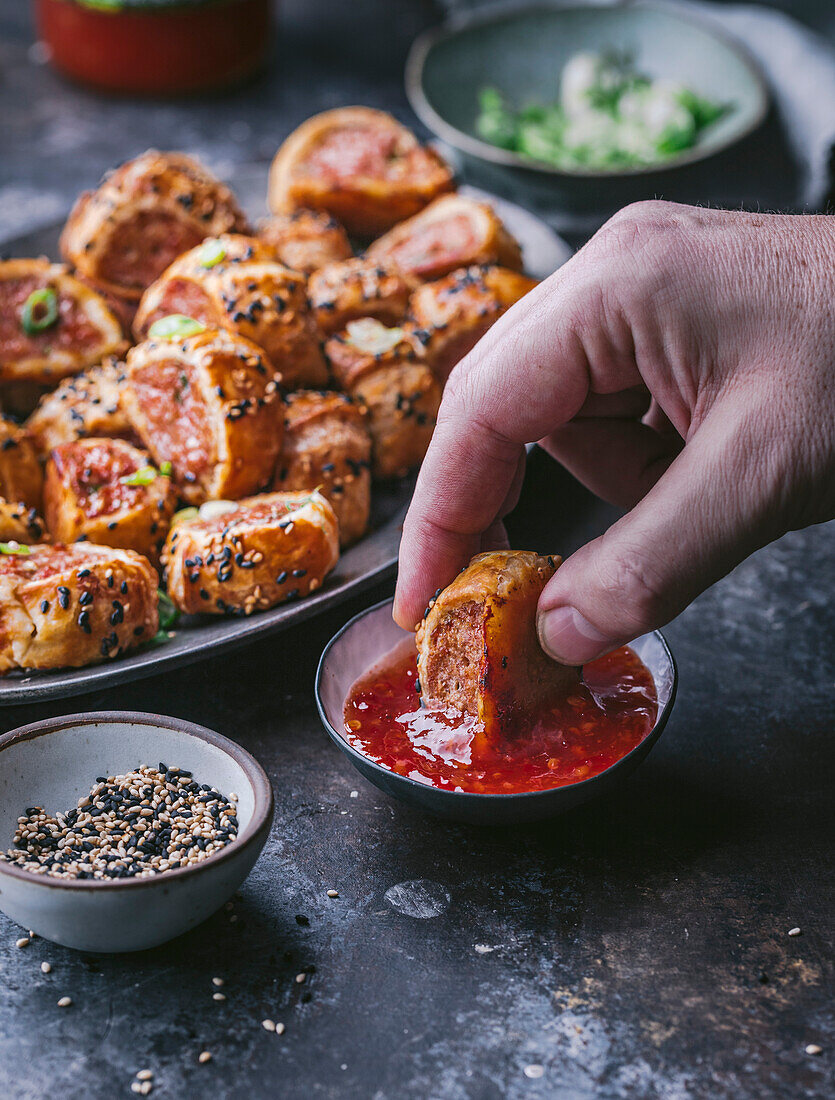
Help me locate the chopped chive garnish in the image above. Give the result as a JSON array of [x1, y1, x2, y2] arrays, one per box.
[[21, 287, 58, 335], [199, 239, 226, 268], [157, 589, 180, 631], [119, 465, 159, 486], [0, 542, 31, 556], [171, 507, 199, 527], [148, 314, 206, 340]]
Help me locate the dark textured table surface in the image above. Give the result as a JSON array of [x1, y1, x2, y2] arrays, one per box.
[[0, 3, 833, 1098]]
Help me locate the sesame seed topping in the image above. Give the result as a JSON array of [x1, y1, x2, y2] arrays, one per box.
[[262, 1019, 276, 1032], [0, 765, 238, 880], [41, 961, 52, 973], [788, 927, 801, 936], [198, 1050, 212, 1063], [57, 996, 72, 1008], [15, 936, 30, 948], [212, 976, 224, 987], [805, 1044, 822, 1056], [326, 889, 339, 898]]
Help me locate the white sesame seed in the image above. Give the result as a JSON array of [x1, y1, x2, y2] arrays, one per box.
[[805, 1044, 822, 1056], [41, 961, 52, 974], [326, 889, 339, 898], [212, 977, 224, 987], [57, 996, 72, 1007], [229, 792, 238, 802], [213, 992, 226, 1002], [131, 1084, 142, 1095], [295, 972, 306, 984], [523, 1065, 544, 1079], [140, 1083, 152, 1096], [788, 927, 801, 936], [350, 791, 358, 798], [15, 937, 30, 948], [135, 1070, 153, 1081], [275, 1022, 286, 1035], [198, 1051, 212, 1064], [261, 1019, 276, 1032]]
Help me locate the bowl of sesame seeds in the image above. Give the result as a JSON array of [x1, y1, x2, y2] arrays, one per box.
[[0, 711, 273, 952]]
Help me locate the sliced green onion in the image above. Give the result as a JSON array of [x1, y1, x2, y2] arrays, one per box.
[[159, 460, 172, 477], [21, 288, 58, 335], [157, 589, 180, 632], [199, 239, 226, 268], [171, 507, 199, 527], [148, 314, 206, 340], [0, 542, 31, 556], [119, 465, 160, 487]]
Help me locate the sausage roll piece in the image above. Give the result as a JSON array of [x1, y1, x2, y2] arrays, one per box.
[[0, 500, 47, 544], [0, 259, 126, 386], [44, 438, 175, 567], [60, 150, 249, 302], [274, 391, 371, 546], [307, 258, 413, 336], [269, 107, 455, 237], [0, 417, 43, 511], [257, 209, 352, 274], [416, 551, 580, 749], [25, 358, 136, 457], [410, 265, 538, 382], [325, 319, 440, 479], [0, 543, 158, 673], [123, 328, 283, 505], [162, 490, 339, 616], [133, 235, 328, 390], [366, 194, 523, 280]]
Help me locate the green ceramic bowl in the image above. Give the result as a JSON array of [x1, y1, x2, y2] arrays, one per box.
[[407, 1, 769, 213]]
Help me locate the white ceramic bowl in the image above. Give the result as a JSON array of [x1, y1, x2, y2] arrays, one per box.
[[0, 712, 273, 952]]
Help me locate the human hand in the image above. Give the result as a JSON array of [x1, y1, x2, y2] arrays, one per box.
[[394, 202, 835, 663]]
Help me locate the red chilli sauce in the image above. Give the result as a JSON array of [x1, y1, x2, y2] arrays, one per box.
[[344, 641, 657, 794]]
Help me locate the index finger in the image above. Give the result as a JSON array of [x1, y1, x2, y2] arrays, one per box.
[[393, 262, 625, 629]]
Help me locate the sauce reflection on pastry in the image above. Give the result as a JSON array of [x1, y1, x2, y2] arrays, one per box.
[[343, 551, 658, 794]]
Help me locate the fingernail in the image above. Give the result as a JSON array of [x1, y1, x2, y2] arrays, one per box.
[[538, 606, 613, 665]]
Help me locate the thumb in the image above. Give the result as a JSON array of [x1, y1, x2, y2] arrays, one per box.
[[537, 400, 784, 663]]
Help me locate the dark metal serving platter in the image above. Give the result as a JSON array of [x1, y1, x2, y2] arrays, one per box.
[[0, 166, 573, 703]]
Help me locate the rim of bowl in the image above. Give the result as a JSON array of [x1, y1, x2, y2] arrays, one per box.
[[315, 597, 678, 804], [405, 0, 770, 180], [0, 711, 274, 891]]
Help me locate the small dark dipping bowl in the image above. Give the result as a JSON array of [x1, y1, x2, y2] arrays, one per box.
[[316, 599, 677, 825]]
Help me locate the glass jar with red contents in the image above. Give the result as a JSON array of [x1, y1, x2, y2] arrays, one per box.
[[34, 0, 273, 95]]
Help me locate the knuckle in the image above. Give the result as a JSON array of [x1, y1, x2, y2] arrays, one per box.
[[593, 200, 689, 263]]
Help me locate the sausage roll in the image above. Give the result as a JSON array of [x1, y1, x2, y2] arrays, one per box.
[[25, 358, 136, 457], [133, 235, 328, 390], [257, 209, 352, 274], [268, 107, 455, 237], [44, 438, 176, 567], [0, 416, 43, 511], [0, 543, 158, 673], [123, 328, 283, 505], [162, 490, 339, 616], [416, 551, 579, 748], [325, 319, 440, 479], [0, 500, 47, 544], [307, 258, 413, 336], [366, 194, 523, 280], [410, 265, 538, 382], [60, 150, 249, 301], [0, 259, 126, 386], [274, 391, 371, 546]]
